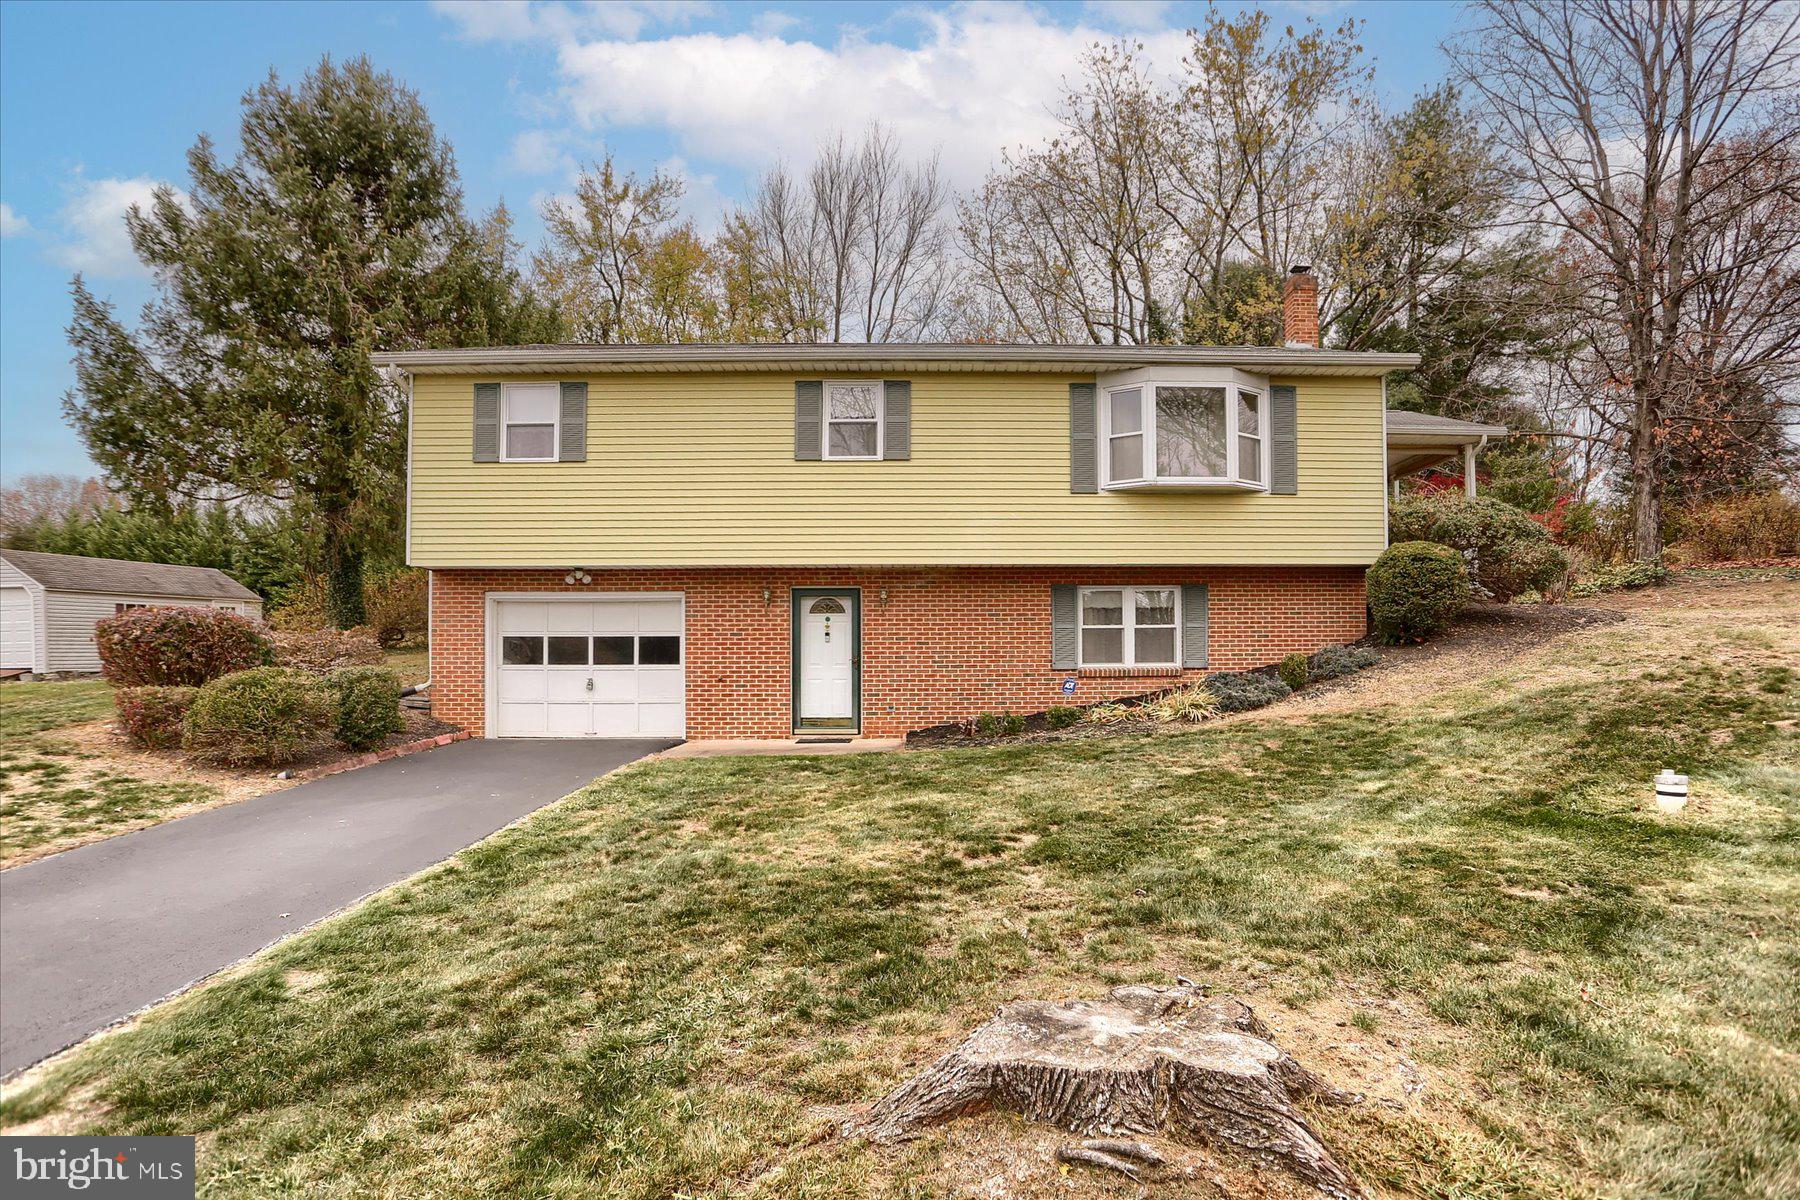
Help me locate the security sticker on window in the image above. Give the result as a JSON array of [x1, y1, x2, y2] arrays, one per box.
[[4, 1137, 195, 1197]]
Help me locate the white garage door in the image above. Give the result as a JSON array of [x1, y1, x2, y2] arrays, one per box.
[[493, 596, 685, 738], [1, 586, 33, 670]]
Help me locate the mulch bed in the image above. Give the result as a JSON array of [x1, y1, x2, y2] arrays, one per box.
[[904, 600, 1628, 749]]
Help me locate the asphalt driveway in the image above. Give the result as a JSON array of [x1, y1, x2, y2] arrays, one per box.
[[0, 737, 672, 1076]]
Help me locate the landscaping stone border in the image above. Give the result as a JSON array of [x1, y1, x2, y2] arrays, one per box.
[[288, 730, 471, 782]]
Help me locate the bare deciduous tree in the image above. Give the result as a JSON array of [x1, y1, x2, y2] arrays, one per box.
[[1452, 0, 1800, 559]]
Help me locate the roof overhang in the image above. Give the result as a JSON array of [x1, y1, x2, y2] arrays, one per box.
[[1384, 411, 1509, 480], [372, 343, 1420, 378]]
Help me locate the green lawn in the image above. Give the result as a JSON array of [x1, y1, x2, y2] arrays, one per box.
[[0, 677, 114, 735], [0, 678, 220, 868], [2, 584, 1794, 1199]]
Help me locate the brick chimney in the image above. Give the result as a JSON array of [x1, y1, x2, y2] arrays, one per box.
[[1283, 265, 1319, 348]]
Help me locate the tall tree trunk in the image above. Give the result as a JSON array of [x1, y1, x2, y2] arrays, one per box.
[[1628, 384, 1663, 562], [323, 516, 366, 629]]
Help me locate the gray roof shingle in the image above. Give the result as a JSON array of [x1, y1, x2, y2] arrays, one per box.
[[1386, 410, 1508, 438], [0, 549, 260, 602]]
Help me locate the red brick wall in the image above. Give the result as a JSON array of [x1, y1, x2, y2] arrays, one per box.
[[428, 566, 1367, 739]]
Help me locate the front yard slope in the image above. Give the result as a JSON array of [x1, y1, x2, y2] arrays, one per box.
[[2, 581, 1795, 1200]]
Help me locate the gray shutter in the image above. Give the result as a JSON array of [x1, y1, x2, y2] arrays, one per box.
[[559, 382, 587, 462], [1069, 382, 1098, 493], [795, 380, 823, 460], [473, 383, 500, 462], [1181, 584, 1209, 668], [1270, 385, 1298, 495], [1051, 585, 1079, 670], [882, 380, 911, 460]]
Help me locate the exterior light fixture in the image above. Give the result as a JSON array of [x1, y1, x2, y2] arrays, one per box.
[[762, 587, 772, 606], [564, 569, 593, 585]]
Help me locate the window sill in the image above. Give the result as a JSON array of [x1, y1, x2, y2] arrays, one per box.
[[1072, 665, 1184, 678], [1102, 478, 1266, 493]]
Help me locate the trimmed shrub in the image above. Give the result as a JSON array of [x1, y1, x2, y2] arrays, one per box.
[[1309, 645, 1380, 681], [1000, 712, 1026, 736], [1046, 705, 1080, 730], [114, 685, 199, 749], [1278, 652, 1310, 691], [327, 667, 404, 751], [1670, 491, 1800, 562], [1147, 686, 1220, 723], [363, 568, 429, 647], [271, 627, 385, 674], [1571, 560, 1670, 597], [1204, 671, 1293, 713], [1389, 494, 1568, 601], [974, 713, 1003, 736], [94, 606, 272, 686], [183, 667, 333, 766], [1368, 541, 1471, 642]]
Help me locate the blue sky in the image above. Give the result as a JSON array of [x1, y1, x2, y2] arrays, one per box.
[[0, 0, 1464, 484]]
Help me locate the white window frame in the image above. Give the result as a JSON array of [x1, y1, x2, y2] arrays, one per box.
[[1235, 388, 1265, 486], [500, 382, 560, 463], [823, 380, 884, 461], [1098, 372, 1270, 491], [1076, 585, 1182, 668]]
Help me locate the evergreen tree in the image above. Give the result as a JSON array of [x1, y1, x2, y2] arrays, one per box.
[[64, 56, 557, 626]]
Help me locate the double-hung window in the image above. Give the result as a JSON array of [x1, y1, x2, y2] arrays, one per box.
[[1078, 586, 1179, 667], [1099, 375, 1268, 490], [501, 383, 559, 462], [824, 382, 883, 459]]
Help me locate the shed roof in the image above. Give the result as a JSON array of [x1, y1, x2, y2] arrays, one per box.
[[0, 549, 260, 602]]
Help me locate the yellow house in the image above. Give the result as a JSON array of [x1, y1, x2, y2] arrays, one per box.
[[379, 283, 1419, 743]]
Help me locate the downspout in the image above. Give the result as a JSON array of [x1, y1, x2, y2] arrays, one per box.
[[397, 366, 431, 700]]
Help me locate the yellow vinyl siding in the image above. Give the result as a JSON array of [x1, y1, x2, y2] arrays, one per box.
[[408, 371, 1387, 566]]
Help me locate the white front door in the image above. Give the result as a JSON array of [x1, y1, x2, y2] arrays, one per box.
[[492, 596, 685, 738], [797, 593, 856, 727]]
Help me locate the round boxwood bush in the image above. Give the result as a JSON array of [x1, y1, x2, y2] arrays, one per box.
[[114, 685, 199, 749], [327, 667, 404, 751], [1388, 494, 1568, 601], [183, 667, 333, 766], [95, 606, 272, 686], [1278, 652, 1310, 691], [1368, 541, 1471, 643]]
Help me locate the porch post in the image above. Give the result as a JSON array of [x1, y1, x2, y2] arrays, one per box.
[[1463, 443, 1477, 498]]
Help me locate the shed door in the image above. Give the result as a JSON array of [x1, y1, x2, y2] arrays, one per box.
[[492, 598, 684, 738], [1, 587, 33, 670]]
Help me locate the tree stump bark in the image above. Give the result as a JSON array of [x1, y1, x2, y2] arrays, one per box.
[[843, 984, 1362, 1198]]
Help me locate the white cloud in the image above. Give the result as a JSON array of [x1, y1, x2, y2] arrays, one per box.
[[433, 0, 717, 43], [0, 202, 32, 238], [545, 5, 1192, 191], [750, 9, 803, 37], [52, 176, 185, 278], [507, 128, 577, 176], [1081, 1, 1176, 32]]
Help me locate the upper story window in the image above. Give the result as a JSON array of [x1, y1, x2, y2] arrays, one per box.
[[502, 383, 559, 462], [825, 382, 883, 460], [1101, 377, 1268, 491]]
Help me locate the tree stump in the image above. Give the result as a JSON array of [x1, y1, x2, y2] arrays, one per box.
[[843, 984, 1362, 1198]]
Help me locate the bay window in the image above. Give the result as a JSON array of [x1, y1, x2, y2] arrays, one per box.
[[1099, 376, 1269, 490], [1078, 586, 1179, 667]]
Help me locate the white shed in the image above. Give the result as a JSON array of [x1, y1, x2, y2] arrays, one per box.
[[0, 549, 264, 676]]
